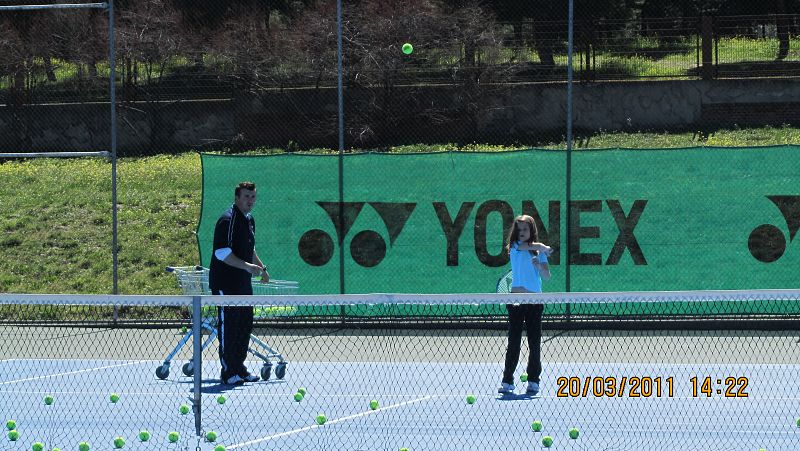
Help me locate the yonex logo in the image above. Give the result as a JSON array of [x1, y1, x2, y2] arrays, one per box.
[[298, 199, 647, 268], [748, 195, 800, 263], [298, 202, 416, 267]]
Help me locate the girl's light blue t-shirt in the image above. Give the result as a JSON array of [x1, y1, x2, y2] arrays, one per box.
[[510, 242, 548, 293]]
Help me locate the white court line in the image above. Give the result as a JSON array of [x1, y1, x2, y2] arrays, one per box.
[[228, 395, 432, 449], [0, 360, 148, 385]]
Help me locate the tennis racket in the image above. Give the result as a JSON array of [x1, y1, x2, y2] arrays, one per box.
[[496, 269, 513, 294]]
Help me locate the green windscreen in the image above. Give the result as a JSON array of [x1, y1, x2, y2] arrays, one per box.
[[198, 147, 800, 315]]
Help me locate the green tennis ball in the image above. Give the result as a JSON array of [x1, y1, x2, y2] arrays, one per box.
[[179, 404, 190, 415], [297, 387, 306, 396], [109, 393, 120, 403], [51, 448, 61, 451], [520, 373, 528, 382], [531, 420, 543, 432], [138, 430, 151, 442], [44, 395, 54, 405], [78, 442, 90, 451], [796, 417, 800, 427], [315, 414, 327, 425], [113, 436, 125, 448], [402, 43, 413, 55], [542, 435, 553, 447], [466, 394, 476, 404], [294, 392, 304, 402], [32, 442, 44, 451], [569, 427, 579, 439], [7, 430, 19, 441], [167, 431, 179, 443], [399, 448, 410, 451], [180, 326, 188, 333], [369, 399, 379, 410], [216, 395, 226, 405], [5, 420, 16, 430], [205, 431, 217, 442], [214, 446, 226, 451]]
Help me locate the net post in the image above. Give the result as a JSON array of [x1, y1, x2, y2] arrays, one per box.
[[192, 295, 202, 437]]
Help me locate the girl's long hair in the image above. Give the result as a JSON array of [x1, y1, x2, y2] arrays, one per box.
[[505, 215, 539, 255]]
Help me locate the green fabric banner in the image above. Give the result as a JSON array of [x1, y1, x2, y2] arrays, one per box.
[[199, 147, 800, 299]]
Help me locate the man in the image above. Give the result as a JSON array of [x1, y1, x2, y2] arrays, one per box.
[[209, 181, 270, 385]]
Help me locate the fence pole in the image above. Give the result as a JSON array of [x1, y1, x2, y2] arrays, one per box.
[[701, 15, 714, 80]]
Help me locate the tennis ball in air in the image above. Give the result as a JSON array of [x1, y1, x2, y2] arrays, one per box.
[[401, 43, 413, 55], [531, 420, 543, 432], [7, 430, 19, 441], [205, 431, 217, 442], [78, 442, 90, 451], [520, 373, 528, 382], [214, 446, 226, 451], [109, 393, 120, 403], [32, 442, 44, 451], [542, 435, 553, 447], [369, 399, 379, 410], [113, 436, 125, 448], [138, 430, 151, 442], [315, 414, 327, 425], [44, 395, 54, 405], [294, 392, 304, 402], [466, 394, 476, 404], [179, 404, 190, 415], [167, 431, 179, 443], [569, 427, 579, 439], [5, 420, 16, 430], [297, 387, 306, 396], [216, 395, 226, 405]]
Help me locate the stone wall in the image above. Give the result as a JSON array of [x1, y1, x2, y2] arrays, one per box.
[[1, 79, 798, 154]]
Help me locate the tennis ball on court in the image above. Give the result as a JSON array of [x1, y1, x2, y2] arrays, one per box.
[[167, 431, 179, 443], [402, 43, 413, 55], [78, 441, 90, 451], [179, 404, 190, 415], [44, 395, 54, 405], [531, 420, 543, 432], [5, 420, 16, 431], [297, 387, 306, 396], [32, 442, 44, 451], [369, 399, 379, 410], [315, 414, 327, 425], [569, 427, 579, 439], [138, 430, 151, 442], [109, 393, 120, 403], [520, 373, 528, 382], [294, 392, 304, 402], [542, 435, 553, 447], [7, 430, 19, 441], [113, 436, 125, 448], [466, 394, 476, 404], [205, 431, 217, 442], [214, 446, 226, 451], [216, 395, 226, 405]]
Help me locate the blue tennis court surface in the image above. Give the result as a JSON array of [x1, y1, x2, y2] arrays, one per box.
[[3, 359, 800, 450]]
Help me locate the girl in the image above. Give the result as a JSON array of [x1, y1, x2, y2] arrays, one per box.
[[499, 214, 551, 395]]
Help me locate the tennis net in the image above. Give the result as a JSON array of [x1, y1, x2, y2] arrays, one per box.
[[1, 290, 800, 450]]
